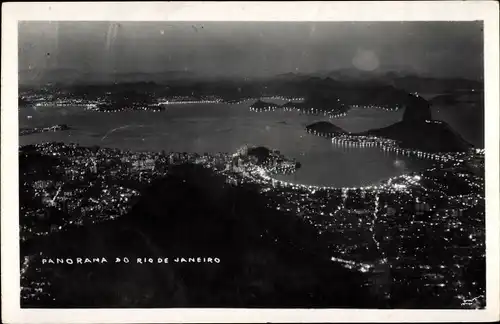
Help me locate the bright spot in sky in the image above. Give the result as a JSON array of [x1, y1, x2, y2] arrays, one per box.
[[352, 49, 380, 71]]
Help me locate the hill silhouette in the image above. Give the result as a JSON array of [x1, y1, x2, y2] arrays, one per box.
[[306, 122, 347, 136], [359, 120, 472, 152], [401, 95, 432, 122], [23, 163, 381, 308], [246, 146, 272, 164], [250, 100, 279, 110]]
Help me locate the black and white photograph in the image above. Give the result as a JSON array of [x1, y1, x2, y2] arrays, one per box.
[[2, 2, 499, 323]]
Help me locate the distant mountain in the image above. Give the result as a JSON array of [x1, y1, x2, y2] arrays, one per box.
[[307, 69, 483, 94], [274, 72, 311, 81], [19, 68, 84, 85], [19, 69, 199, 85], [429, 90, 484, 106], [20, 67, 483, 95], [386, 75, 483, 94], [320, 68, 398, 82]]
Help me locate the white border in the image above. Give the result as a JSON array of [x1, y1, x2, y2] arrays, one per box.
[[2, 2, 499, 323]]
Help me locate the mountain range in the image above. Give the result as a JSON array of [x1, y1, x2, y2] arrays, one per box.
[[277, 70, 482, 94], [20, 68, 482, 94], [19, 69, 199, 86]]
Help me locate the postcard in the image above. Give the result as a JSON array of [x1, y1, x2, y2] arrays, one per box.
[[2, 1, 499, 323]]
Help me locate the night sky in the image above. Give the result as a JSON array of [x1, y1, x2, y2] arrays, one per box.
[[19, 21, 484, 82]]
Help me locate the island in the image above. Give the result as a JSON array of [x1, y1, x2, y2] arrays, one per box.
[[249, 100, 280, 112], [20, 124, 71, 136], [306, 121, 347, 137]]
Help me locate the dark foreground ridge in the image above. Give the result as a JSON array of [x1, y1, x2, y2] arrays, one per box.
[[22, 163, 380, 308]]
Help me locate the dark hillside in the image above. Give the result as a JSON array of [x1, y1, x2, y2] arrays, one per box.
[[23, 163, 380, 308]]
